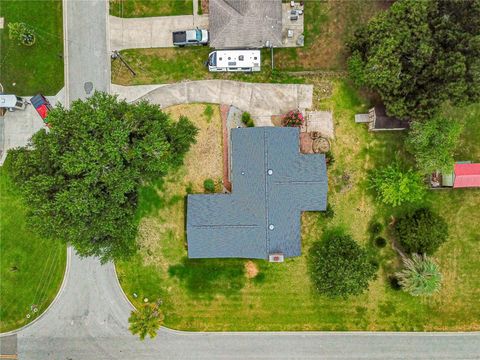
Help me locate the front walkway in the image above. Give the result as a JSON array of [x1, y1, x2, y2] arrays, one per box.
[[110, 14, 209, 50], [111, 81, 313, 126]]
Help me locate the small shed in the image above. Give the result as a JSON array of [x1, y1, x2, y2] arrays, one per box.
[[355, 105, 410, 131], [453, 163, 480, 188]]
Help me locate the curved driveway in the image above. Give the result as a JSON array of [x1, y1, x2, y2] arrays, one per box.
[[112, 81, 313, 126], [12, 249, 480, 359]]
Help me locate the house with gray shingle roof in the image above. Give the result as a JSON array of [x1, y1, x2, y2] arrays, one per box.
[[209, 0, 283, 49], [186, 127, 328, 260]]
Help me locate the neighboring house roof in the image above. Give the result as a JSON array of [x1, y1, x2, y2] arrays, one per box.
[[187, 127, 328, 259], [209, 0, 283, 48], [453, 163, 480, 188]]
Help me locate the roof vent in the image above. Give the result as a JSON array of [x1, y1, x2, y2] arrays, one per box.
[[267, 169, 273, 175], [269, 224, 275, 230]]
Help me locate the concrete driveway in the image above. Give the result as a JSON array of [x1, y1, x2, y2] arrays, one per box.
[[112, 80, 313, 126], [110, 14, 209, 50], [0, 105, 45, 165]]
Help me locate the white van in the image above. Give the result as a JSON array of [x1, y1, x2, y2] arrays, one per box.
[[207, 50, 261, 72]]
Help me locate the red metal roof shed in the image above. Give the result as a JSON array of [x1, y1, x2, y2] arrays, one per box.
[[453, 163, 480, 188]]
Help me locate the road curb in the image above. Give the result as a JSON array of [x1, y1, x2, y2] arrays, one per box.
[[0, 247, 72, 337]]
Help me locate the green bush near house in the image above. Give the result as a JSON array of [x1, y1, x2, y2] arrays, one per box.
[[396, 254, 442, 296], [203, 178, 215, 193], [309, 228, 377, 298], [369, 163, 426, 207], [241, 112, 254, 127]]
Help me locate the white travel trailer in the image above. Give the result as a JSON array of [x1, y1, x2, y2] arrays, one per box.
[[0, 94, 27, 111], [207, 50, 261, 72]]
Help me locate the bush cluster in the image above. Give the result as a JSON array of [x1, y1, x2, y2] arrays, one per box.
[[282, 110, 304, 127], [394, 208, 448, 255], [309, 228, 377, 298], [203, 178, 216, 193], [241, 112, 254, 127]]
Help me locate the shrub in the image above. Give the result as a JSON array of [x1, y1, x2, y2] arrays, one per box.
[[369, 163, 425, 206], [309, 228, 377, 298], [241, 112, 254, 127], [325, 150, 335, 166], [388, 275, 402, 291], [203, 178, 215, 193], [394, 208, 448, 255], [368, 221, 383, 236], [203, 104, 214, 123], [320, 203, 335, 219], [8, 22, 36, 46], [375, 237, 387, 248], [282, 110, 304, 127], [395, 254, 442, 296]]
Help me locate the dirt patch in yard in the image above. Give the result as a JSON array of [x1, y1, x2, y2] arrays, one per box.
[[245, 261, 259, 279]]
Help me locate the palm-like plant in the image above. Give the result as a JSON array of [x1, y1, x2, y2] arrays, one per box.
[[395, 254, 442, 296], [128, 302, 164, 340]]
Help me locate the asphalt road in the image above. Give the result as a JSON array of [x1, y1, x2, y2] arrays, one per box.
[[15, 250, 480, 360], [64, 0, 110, 106]]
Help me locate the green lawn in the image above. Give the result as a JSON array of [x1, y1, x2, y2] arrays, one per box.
[[0, 0, 64, 95], [110, 0, 193, 17], [0, 166, 67, 332], [112, 48, 304, 85], [116, 82, 480, 331]]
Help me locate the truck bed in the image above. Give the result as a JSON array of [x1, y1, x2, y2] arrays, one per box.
[[172, 31, 186, 44]]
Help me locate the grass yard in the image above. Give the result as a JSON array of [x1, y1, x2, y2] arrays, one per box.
[[110, 0, 389, 86], [111, 48, 304, 85], [116, 83, 480, 331], [110, 0, 193, 17], [274, 0, 389, 71], [0, 0, 64, 95], [0, 166, 67, 332]]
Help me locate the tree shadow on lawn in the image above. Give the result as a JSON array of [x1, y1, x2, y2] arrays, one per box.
[[168, 257, 246, 300]]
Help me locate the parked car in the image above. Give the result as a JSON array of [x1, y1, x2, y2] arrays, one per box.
[[30, 94, 52, 126], [173, 28, 208, 47]]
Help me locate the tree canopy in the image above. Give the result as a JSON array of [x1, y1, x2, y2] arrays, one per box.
[[369, 163, 425, 207], [6, 92, 198, 261], [394, 208, 449, 255], [348, 0, 480, 119], [309, 228, 377, 298], [406, 110, 463, 174]]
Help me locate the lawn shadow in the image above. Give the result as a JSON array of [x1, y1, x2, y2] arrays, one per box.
[[168, 257, 246, 299]]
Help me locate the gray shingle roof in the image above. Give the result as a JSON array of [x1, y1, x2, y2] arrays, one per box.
[[209, 0, 283, 48], [187, 127, 328, 259]]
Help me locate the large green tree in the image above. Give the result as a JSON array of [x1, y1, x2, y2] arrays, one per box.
[[406, 111, 463, 174], [348, 0, 480, 119], [394, 208, 448, 255], [6, 92, 197, 261], [309, 228, 377, 298]]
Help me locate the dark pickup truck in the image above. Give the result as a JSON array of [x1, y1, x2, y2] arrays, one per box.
[[173, 29, 209, 47]]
